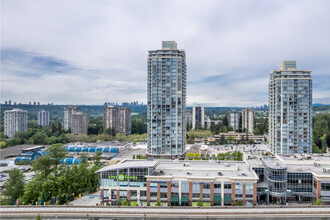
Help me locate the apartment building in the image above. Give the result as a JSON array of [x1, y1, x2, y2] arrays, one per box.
[[269, 61, 312, 154], [147, 41, 186, 157]]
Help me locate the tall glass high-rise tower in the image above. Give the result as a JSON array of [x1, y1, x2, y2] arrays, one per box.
[[147, 41, 186, 158], [269, 61, 312, 154]]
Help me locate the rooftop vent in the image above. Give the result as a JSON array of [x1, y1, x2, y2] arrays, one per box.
[[224, 163, 229, 167], [241, 173, 247, 176], [187, 172, 192, 175], [160, 170, 164, 174], [218, 172, 223, 176]]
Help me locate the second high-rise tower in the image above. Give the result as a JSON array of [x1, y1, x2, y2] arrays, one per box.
[[147, 41, 186, 158]]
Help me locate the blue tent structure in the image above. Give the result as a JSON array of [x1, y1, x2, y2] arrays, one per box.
[[31, 150, 47, 160], [14, 157, 32, 164], [64, 145, 119, 154]]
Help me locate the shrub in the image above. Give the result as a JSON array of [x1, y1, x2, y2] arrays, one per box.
[[155, 200, 161, 206], [234, 200, 243, 206], [315, 198, 322, 205], [121, 199, 129, 206]]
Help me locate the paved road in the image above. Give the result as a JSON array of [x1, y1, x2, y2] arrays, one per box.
[[0, 144, 47, 159], [1, 206, 330, 219], [69, 191, 101, 206]]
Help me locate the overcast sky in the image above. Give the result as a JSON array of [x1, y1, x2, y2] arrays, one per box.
[[2, 0, 330, 107]]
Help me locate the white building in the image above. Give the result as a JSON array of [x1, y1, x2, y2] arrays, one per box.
[[4, 109, 27, 138], [63, 106, 81, 131], [242, 108, 254, 133], [229, 110, 240, 131], [37, 110, 50, 127]]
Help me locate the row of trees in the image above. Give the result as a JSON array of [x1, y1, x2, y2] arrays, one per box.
[[0, 124, 148, 149], [87, 116, 146, 135], [187, 114, 269, 136], [187, 152, 243, 161], [1, 144, 103, 205], [312, 113, 330, 153], [0, 124, 69, 148]]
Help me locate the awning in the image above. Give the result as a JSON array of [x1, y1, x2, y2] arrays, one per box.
[[171, 196, 179, 202], [224, 196, 232, 202], [214, 195, 222, 201]]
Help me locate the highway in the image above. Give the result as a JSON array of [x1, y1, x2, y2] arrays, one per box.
[[1, 206, 330, 219]]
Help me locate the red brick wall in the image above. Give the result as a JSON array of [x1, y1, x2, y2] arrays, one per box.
[[317, 180, 321, 199], [189, 182, 192, 206], [127, 190, 130, 205], [210, 182, 214, 206], [253, 183, 257, 205], [157, 182, 160, 201], [231, 182, 235, 206], [116, 189, 120, 205], [167, 181, 171, 206], [200, 183, 203, 200], [147, 180, 150, 206], [243, 184, 246, 206]]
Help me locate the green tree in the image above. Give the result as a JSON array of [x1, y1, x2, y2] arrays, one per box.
[[131, 118, 147, 134], [121, 199, 129, 206], [155, 200, 162, 206], [226, 136, 234, 143], [36, 213, 41, 220], [93, 151, 102, 167], [234, 200, 243, 206], [219, 135, 225, 144], [193, 153, 200, 160], [197, 199, 203, 207], [46, 144, 67, 175], [79, 152, 89, 164], [254, 127, 260, 135], [0, 141, 7, 148], [315, 198, 322, 205], [223, 115, 229, 126], [31, 131, 49, 145], [3, 168, 25, 205], [187, 152, 194, 160], [32, 155, 53, 178], [23, 177, 43, 204]]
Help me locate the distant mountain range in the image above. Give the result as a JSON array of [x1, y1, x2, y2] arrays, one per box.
[[313, 103, 330, 107]]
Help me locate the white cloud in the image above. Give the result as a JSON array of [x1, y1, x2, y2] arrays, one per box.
[[1, 0, 330, 105]]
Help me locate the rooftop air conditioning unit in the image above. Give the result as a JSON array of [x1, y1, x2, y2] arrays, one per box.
[[218, 172, 223, 176], [184, 163, 189, 167], [314, 162, 321, 167], [224, 163, 229, 167], [323, 168, 330, 173]]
